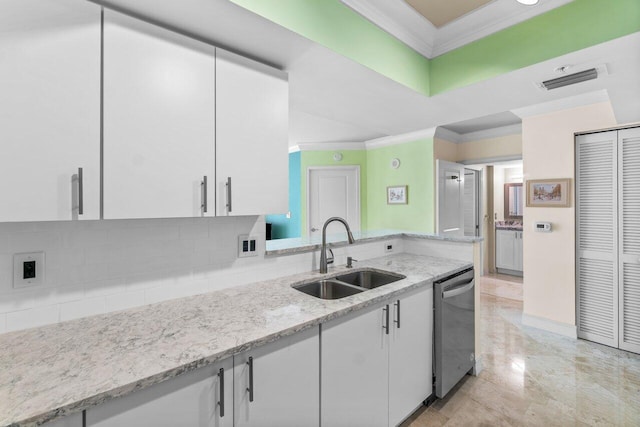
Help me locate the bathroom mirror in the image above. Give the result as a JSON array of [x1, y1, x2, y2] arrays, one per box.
[[504, 183, 523, 218]]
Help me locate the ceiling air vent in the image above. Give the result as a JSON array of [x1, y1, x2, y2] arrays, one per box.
[[540, 68, 598, 90]]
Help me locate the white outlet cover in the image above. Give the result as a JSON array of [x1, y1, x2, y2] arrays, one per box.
[[13, 252, 45, 288], [238, 235, 259, 258]]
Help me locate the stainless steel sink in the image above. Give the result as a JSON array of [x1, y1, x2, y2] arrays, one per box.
[[334, 270, 405, 289], [293, 279, 363, 300]]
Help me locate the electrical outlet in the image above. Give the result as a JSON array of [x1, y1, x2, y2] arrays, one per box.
[[13, 252, 45, 288], [385, 243, 394, 253], [238, 235, 259, 258]]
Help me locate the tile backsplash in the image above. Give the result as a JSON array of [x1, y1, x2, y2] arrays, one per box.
[[0, 216, 268, 333], [0, 217, 402, 334]]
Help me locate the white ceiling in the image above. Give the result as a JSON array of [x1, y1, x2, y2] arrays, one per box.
[[92, 0, 640, 147]]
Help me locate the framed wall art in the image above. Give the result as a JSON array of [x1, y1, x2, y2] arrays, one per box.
[[387, 185, 408, 205], [526, 178, 571, 207]]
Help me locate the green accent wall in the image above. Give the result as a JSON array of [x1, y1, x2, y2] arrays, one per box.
[[228, 0, 430, 96], [300, 150, 368, 236], [366, 139, 435, 233], [430, 0, 640, 94], [230, 0, 639, 96]]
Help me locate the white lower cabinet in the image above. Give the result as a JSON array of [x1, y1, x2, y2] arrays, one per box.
[[234, 326, 319, 427], [86, 358, 233, 427], [496, 229, 523, 273], [322, 287, 433, 427], [389, 288, 433, 426], [43, 413, 83, 427]]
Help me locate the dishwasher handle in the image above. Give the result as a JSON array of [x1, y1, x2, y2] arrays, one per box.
[[442, 280, 474, 299]]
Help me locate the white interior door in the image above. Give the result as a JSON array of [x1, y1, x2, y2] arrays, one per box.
[[463, 169, 481, 237], [576, 131, 618, 348], [618, 127, 640, 354], [437, 160, 466, 237], [308, 167, 360, 238]]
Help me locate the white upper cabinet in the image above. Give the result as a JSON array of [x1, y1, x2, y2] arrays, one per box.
[[215, 49, 289, 216], [103, 10, 215, 219], [0, 0, 101, 221]]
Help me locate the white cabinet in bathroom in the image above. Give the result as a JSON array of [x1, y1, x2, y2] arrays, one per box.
[[0, 0, 101, 222], [215, 48, 289, 217], [321, 286, 433, 427], [86, 357, 233, 427], [496, 229, 523, 274], [102, 10, 216, 219]]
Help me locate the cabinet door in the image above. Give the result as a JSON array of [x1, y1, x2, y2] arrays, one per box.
[[215, 49, 288, 216], [389, 287, 433, 426], [321, 303, 389, 427], [234, 327, 319, 427], [86, 358, 232, 427], [515, 231, 524, 272], [495, 230, 517, 270], [0, 0, 100, 221], [103, 10, 215, 219]]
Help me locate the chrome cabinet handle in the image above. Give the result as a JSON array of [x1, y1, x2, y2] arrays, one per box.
[[201, 176, 208, 214], [394, 300, 401, 329], [218, 367, 225, 417], [77, 167, 84, 215], [246, 356, 254, 402], [226, 177, 232, 213], [383, 305, 389, 335]]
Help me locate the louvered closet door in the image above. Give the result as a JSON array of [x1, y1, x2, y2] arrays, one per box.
[[619, 128, 640, 353], [576, 131, 618, 347]]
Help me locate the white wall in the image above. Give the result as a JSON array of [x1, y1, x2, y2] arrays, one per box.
[[522, 101, 617, 327], [0, 217, 406, 334]]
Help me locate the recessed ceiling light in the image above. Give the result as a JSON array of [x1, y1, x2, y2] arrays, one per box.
[[516, 0, 539, 5]]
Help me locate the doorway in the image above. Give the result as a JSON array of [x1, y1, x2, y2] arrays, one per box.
[[307, 166, 360, 238]]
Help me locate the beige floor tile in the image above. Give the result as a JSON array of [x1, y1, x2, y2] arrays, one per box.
[[406, 275, 640, 427]]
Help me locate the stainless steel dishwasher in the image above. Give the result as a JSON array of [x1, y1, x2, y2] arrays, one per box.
[[434, 267, 475, 398]]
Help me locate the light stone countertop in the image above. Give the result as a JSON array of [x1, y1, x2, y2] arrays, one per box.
[[265, 229, 483, 255], [0, 253, 472, 427]]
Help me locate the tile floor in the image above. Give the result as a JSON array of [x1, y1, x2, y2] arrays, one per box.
[[403, 275, 640, 426]]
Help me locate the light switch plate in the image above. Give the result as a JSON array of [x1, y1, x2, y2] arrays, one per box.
[[238, 235, 258, 258], [13, 252, 45, 288]]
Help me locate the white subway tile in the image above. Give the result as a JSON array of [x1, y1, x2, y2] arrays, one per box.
[[84, 278, 126, 298], [105, 290, 145, 313], [6, 305, 59, 332], [179, 219, 209, 240], [59, 297, 105, 322], [144, 284, 180, 305]]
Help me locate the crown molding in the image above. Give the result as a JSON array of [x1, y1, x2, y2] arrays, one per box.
[[292, 142, 367, 152], [341, 0, 435, 58], [433, 0, 574, 57], [341, 0, 574, 59], [459, 123, 522, 143], [365, 127, 438, 149], [434, 127, 461, 143], [511, 89, 609, 119]]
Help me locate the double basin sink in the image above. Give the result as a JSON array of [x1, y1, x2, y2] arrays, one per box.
[[293, 269, 406, 300]]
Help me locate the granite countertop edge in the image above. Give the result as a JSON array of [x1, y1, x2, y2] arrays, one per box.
[[265, 231, 483, 256], [1, 254, 472, 427]]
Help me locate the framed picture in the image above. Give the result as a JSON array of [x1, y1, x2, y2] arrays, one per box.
[[526, 178, 571, 207], [387, 185, 408, 205]]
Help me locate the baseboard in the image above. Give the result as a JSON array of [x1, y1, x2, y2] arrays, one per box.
[[472, 355, 483, 375], [522, 313, 577, 338]]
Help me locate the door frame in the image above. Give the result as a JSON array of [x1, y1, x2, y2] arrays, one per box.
[[306, 165, 361, 237]]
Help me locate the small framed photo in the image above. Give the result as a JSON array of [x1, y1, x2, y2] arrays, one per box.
[[526, 178, 571, 207], [387, 185, 408, 205]]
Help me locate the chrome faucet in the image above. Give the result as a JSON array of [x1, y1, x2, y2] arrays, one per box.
[[320, 217, 355, 274]]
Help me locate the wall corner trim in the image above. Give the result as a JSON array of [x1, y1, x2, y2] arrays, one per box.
[[521, 312, 577, 339]]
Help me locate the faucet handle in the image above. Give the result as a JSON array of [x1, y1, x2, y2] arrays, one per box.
[[327, 248, 334, 265], [346, 256, 358, 268]]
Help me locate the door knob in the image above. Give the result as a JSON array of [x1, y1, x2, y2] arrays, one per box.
[[311, 227, 318, 232]]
